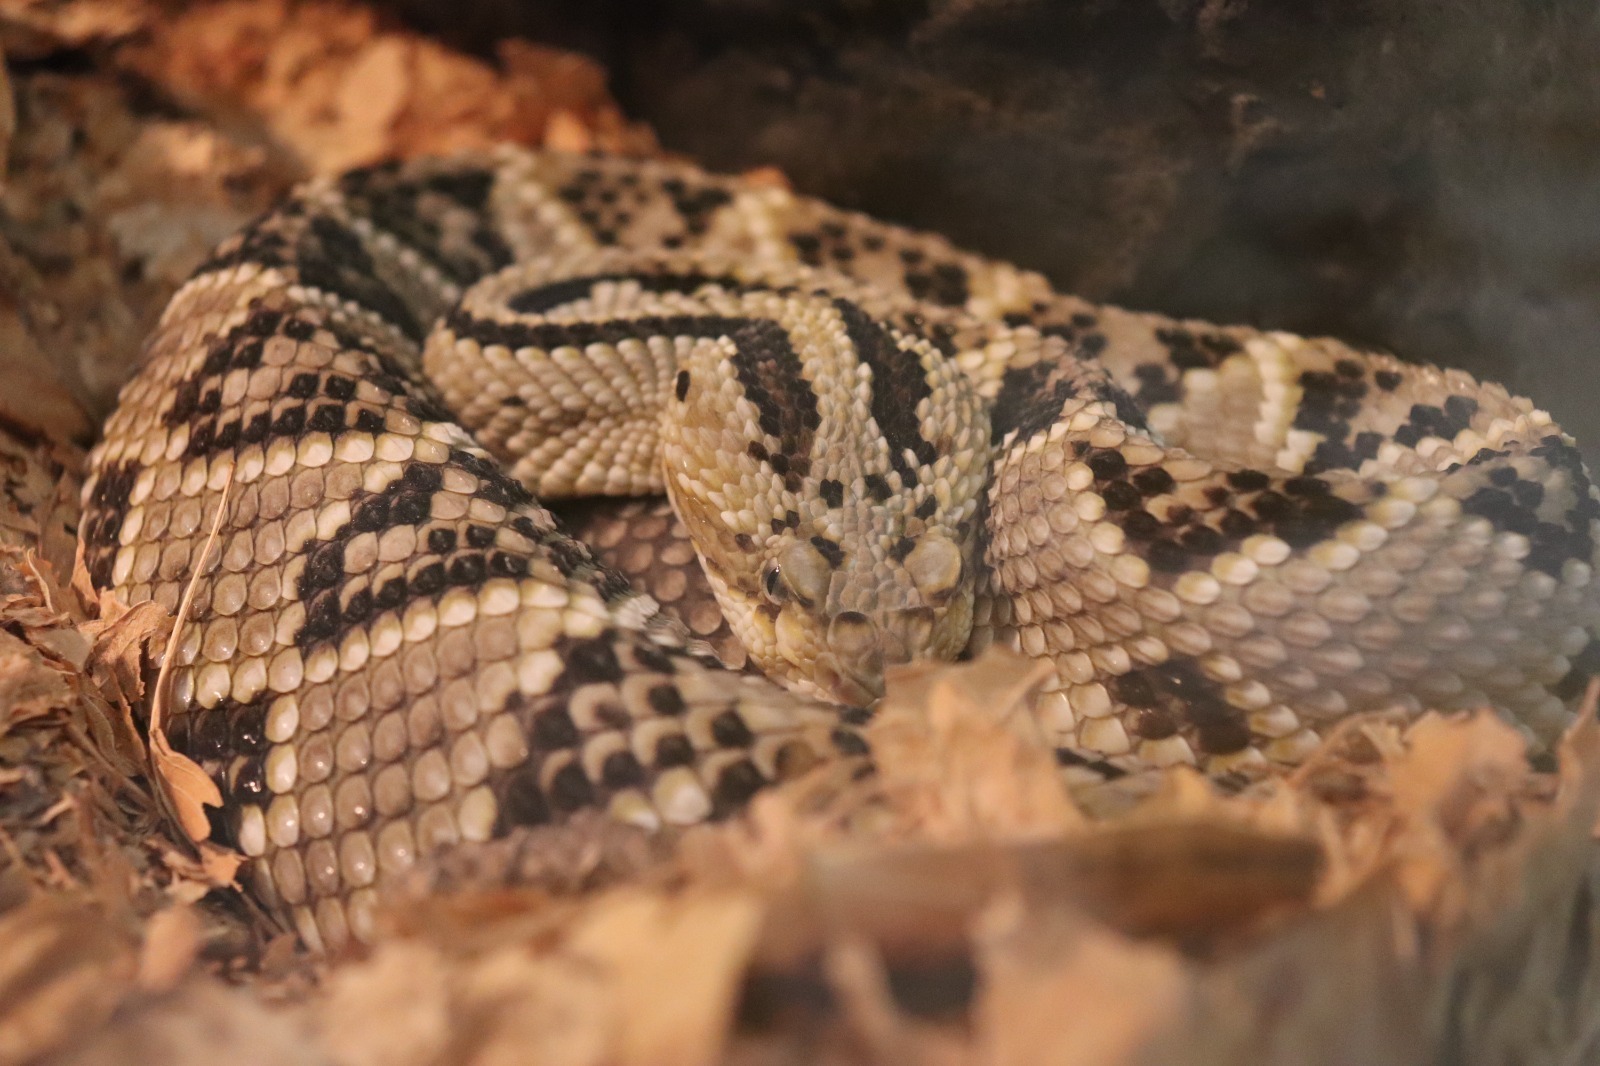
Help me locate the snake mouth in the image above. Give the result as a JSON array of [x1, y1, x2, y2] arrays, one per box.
[[814, 608, 939, 707], [815, 659, 883, 707]]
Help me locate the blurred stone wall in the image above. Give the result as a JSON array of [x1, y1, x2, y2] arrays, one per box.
[[390, 0, 1600, 464]]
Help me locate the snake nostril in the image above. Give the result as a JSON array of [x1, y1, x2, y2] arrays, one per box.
[[828, 610, 876, 652]]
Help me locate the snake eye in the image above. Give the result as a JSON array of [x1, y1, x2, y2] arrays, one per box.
[[762, 563, 786, 603]]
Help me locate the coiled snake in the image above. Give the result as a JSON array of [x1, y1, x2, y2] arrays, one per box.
[[80, 148, 1600, 952]]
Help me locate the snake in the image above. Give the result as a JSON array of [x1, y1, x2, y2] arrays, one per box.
[[78, 147, 1600, 953]]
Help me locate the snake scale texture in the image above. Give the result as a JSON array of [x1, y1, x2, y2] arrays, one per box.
[[80, 148, 1600, 952]]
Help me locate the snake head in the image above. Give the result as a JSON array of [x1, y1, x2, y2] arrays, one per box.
[[658, 282, 992, 707], [485, 252, 1002, 706]]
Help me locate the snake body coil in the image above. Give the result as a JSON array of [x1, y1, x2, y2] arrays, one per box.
[[81, 149, 1600, 951]]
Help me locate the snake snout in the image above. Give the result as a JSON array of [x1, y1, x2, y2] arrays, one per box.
[[821, 610, 885, 705], [820, 607, 941, 706]]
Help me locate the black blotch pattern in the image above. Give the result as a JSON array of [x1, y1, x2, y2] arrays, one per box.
[[654, 733, 696, 767], [548, 762, 596, 812], [308, 404, 346, 433], [1113, 659, 1252, 755], [299, 541, 345, 596], [1097, 379, 1149, 430], [658, 176, 733, 237], [830, 727, 870, 757], [810, 536, 845, 568], [229, 756, 267, 806], [1393, 397, 1479, 448], [792, 220, 880, 272], [301, 213, 422, 338], [1128, 362, 1181, 406], [1053, 747, 1128, 778], [227, 697, 270, 755], [496, 765, 552, 829], [1133, 468, 1175, 496], [82, 460, 142, 588], [903, 261, 970, 307], [1293, 366, 1373, 472], [1471, 436, 1599, 576], [789, 232, 823, 266], [177, 705, 231, 763], [990, 362, 1076, 445], [1100, 438, 1375, 573], [202, 166, 511, 341], [560, 634, 626, 685], [710, 711, 754, 747], [833, 298, 938, 480], [160, 298, 442, 471], [712, 760, 768, 815], [648, 684, 687, 716], [291, 446, 603, 649], [530, 705, 581, 749], [1154, 326, 1242, 371], [448, 555, 487, 586], [337, 161, 513, 285], [602, 750, 646, 789]]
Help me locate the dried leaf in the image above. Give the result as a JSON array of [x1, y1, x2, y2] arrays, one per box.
[[149, 837, 244, 901], [80, 596, 167, 717], [146, 470, 231, 843], [0, 627, 76, 736]]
